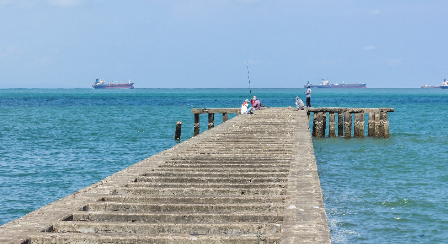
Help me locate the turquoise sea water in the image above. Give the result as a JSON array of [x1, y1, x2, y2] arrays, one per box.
[[0, 88, 447, 243]]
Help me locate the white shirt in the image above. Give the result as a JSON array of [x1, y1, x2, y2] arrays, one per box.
[[241, 104, 248, 114]]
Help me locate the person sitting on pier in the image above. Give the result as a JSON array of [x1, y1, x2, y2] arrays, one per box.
[[251, 96, 262, 110], [295, 96, 305, 110], [241, 99, 253, 114]]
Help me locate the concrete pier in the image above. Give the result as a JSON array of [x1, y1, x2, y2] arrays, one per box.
[[0, 108, 330, 244]]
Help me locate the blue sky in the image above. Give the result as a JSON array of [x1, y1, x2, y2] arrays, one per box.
[[0, 0, 447, 88]]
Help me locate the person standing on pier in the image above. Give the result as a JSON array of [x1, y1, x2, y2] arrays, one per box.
[[305, 85, 311, 108]]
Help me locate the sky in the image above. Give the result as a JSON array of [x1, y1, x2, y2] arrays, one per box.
[[0, 0, 447, 88]]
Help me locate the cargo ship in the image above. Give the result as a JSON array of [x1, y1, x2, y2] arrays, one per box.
[[92, 79, 134, 89], [423, 79, 448, 89], [304, 79, 367, 88], [440, 79, 448, 89]]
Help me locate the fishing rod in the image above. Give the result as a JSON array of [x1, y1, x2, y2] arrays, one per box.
[[246, 59, 251, 98]]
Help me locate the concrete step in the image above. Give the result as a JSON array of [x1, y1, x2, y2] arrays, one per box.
[[192, 144, 291, 148], [167, 157, 291, 161], [51, 222, 282, 235], [140, 172, 288, 178], [213, 130, 292, 133], [168, 157, 293, 162], [133, 176, 287, 184], [150, 168, 289, 173], [158, 163, 291, 169], [161, 163, 291, 168], [214, 129, 293, 132], [183, 150, 292, 155], [192, 143, 293, 147], [184, 147, 292, 152], [27, 233, 281, 244], [203, 137, 293, 140], [148, 167, 290, 173], [168, 157, 291, 161], [207, 136, 291, 140], [157, 163, 291, 168], [124, 182, 288, 189], [85, 202, 284, 213], [112, 187, 286, 196], [99, 195, 286, 204], [176, 154, 292, 159], [71, 212, 283, 223]]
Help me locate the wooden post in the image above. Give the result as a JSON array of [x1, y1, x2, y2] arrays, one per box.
[[354, 113, 365, 137], [368, 111, 374, 137], [194, 114, 200, 136], [382, 112, 390, 138], [223, 112, 228, 123], [307, 111, 311, 122], [329, 112, 336, 137], [208, 113, 214, 130], [338, 113, 344, 137], [344, 111, 352, 138], [374, 113, 380, 138], [315, 112, 324, 138], [174, 121, 182, 140], [312, 113, 317, 137]]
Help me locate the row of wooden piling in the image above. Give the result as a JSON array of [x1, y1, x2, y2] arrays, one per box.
[[191, 108, 240, 136], [308, 108, 394, 138]]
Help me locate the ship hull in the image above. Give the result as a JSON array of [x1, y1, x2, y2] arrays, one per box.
[[306, 85, 331, 88], [441, 86, 448, 89], [92, 84, 134, 89], [304, 84, 366, 88]]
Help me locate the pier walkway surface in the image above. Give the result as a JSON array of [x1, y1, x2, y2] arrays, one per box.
[[0, 108, 330, 244]]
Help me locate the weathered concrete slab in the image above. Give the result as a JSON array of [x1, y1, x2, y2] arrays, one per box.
[[27, 233, 282, 244], [71, 212, 284, 223], [0, 107, 330, 244], [100, 195, 287, 204]]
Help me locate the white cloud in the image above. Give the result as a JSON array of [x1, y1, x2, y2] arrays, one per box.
[[364, 46, 375, 50], [389, 58, 402, 65], [7, 45, 24, 53], [370, 9, 380, 15], [0, 0, 13, 6], [245, 59, 263, 65], [0, 45, 25, 60], [47, 0, 83, 7], [37, 56, 52, 65]]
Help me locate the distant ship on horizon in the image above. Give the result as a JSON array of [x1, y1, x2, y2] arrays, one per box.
[[421, 79, 448, 89], [440, 79, 448, 89], [92, 79, 134, 89], [304, 79, 367, 88]]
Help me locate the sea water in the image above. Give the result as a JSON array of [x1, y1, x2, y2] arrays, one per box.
[[0, 88, 447, 243]]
